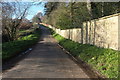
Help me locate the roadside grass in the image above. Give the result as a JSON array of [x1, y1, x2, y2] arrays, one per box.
[[18, 28, 35, 37], [49, 28, 118, 78], [2, 28, 41, 61]]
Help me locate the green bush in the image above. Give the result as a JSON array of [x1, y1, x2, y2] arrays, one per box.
[[52, 32, 119, 78], [2, 28, 41, 61]]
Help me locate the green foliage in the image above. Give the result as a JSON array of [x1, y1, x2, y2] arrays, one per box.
[[43, 2, 120, 29], [91, 2, 120, 19], [2, 28, 41, 60], [56, 8, 73, 29], [18, 28, 35, 37], [44, 2, 59, 16], [51, 32, 118, 78]]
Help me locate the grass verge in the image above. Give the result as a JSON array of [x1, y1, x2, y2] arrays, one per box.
[[49, 27, 119, 78], [2, 28, 41, 61], [18, 28, 35, 37]]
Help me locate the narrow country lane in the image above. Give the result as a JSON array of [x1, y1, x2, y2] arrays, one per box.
[[2, 26, 90, 79]]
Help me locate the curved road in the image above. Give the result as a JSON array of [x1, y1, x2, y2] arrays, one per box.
[[3, 26, 90, 79]]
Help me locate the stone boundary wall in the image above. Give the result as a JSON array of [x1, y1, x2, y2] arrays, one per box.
[[48, 13, 120, 50]]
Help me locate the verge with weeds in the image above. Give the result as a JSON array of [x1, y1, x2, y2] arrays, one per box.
[[49, 27, 118, 78], [2, 28, 41, 61]]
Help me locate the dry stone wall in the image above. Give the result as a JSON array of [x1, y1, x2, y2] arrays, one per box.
[[48, 13, 120, 50]]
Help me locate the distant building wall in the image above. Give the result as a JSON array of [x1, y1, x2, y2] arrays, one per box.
[[49, 13, 120, 50]]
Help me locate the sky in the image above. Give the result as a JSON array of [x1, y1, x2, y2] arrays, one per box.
[[26, 2, 46, 20]]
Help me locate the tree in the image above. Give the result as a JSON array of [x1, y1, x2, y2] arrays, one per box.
[[2, 1, 33, 41], [91, 2, 120, 19], [32, 12, 42, 23], [44, 2, 59, 16], [43, 2, 120, 29], [19, 18, 32, 30]]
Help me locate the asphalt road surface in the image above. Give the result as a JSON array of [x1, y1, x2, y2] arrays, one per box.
[[2, 26, 90, 79]]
